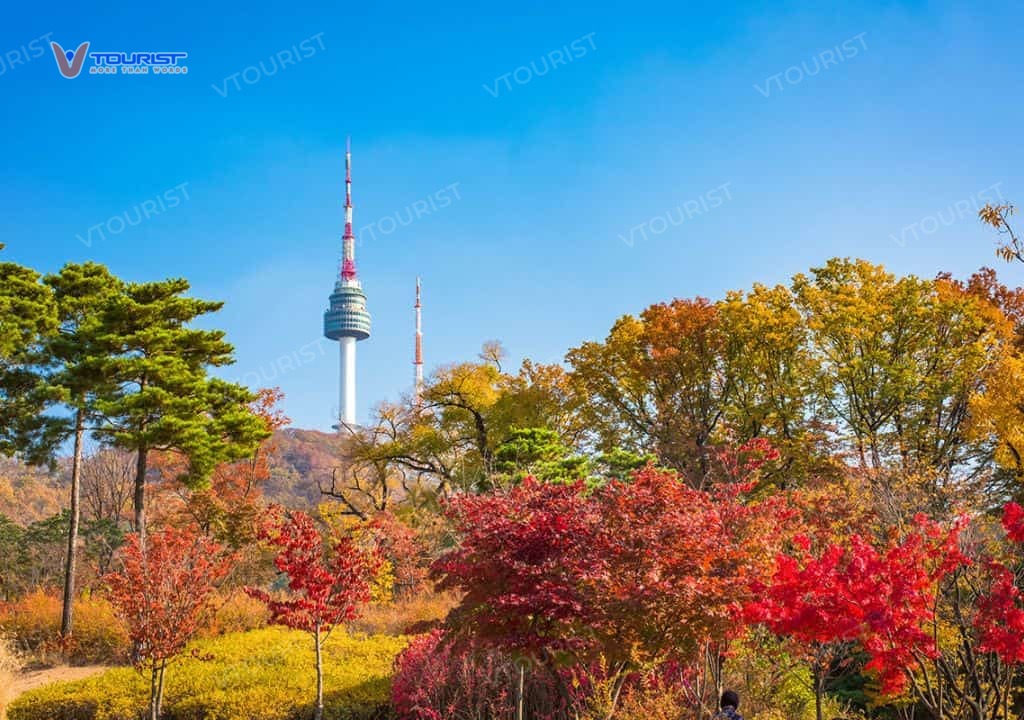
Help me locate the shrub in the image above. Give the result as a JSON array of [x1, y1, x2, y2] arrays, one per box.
[[349, 592, 457, 637], [200, 589, 270, 638], [8, 627, 406, 720], [392, 630, 586, 720], [0, 633, 22, 719], [0, 590, 129, 664], [0, 590, 57, 656], [611, 688, 690, 720], [65, 594, 130, 665]]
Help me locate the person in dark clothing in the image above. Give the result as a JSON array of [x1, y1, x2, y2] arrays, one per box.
[[716, 690, 743, 720]]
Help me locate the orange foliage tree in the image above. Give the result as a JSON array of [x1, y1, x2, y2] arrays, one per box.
[[150, 388, 289, 547], [104, 526, 234, 720]]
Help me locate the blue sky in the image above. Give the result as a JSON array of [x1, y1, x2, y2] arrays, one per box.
[[1, 1, 1022, 430]]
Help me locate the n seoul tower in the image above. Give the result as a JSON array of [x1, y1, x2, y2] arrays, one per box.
[[323, 138, 371, 428]]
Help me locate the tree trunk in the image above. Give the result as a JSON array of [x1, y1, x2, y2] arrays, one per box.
[[150, 664, 160, 720], [314, 624, 324, 720], [134, 446, 148, 548], [60, 408, 85, 638], [155, 660, 166, 719], [515, 661, 525, 720], [814, 665, 824, 720]]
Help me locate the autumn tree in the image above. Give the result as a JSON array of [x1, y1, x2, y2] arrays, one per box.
[[568, 259, 1017, 507], [434, 460, 789, 719], [980, 202, 1022, 265], [975, 503, 1024, 666], [318, 430, 408, 520], [949, 269, 1024, 498], [359, 511, 431, 601], [717, 283, 833, 485], [784, 259, 1020, 526], [152, 388, 289, 548], [81, 447, 135, 527], [567, 292, 829, 489], [943, 267, 1024, 348], [968, 351, 1024, 489], [341, 354, 508, 500], [104, 526, 234, 720], [907, 504, 1024, 720], [746, 517, 967, 720], [246, 508, 379, 720], [344, 344, 587, 501], [567, 298, 736, 486]]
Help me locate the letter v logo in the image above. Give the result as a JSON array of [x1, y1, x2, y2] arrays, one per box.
[[51, 41, 90, 79]]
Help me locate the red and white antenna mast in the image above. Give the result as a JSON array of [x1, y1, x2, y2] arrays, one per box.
[[414, 277, 424, 403], [341, 136, 357, 282]]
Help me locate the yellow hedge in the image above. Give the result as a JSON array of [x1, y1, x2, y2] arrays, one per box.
[[9, 627, 407, 720]]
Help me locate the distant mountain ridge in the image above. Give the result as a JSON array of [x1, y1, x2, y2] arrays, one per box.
[[262, 428, 345, 510], [0, 428, 345, 526]]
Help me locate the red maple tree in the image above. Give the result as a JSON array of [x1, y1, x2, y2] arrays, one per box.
[[432, 477, 601, 658], [246, 508, 380, 720], [433, 465, 790, 718], [975, 503, 1024, 664], [745, 516, 967, 720], [104, 526, 234, 720]]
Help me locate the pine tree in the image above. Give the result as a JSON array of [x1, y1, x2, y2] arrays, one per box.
[[92, 278, 269, 546], [0, 246, 61, 466], [43, 262, 124, 637]]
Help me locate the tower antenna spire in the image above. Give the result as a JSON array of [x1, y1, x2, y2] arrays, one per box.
[[341, 136, 357, 281], [414, 277, 424, 403]]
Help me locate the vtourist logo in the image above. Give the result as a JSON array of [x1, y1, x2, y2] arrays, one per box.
[[50, 41, 90, 78], [50, 40, 189, 78]]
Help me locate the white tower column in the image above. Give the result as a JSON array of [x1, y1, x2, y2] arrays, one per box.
[[340, 336, 356, 426]]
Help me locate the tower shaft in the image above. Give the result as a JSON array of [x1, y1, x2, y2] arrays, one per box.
[[340, 337, 356, 426], [414, 277, 423, 402]]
